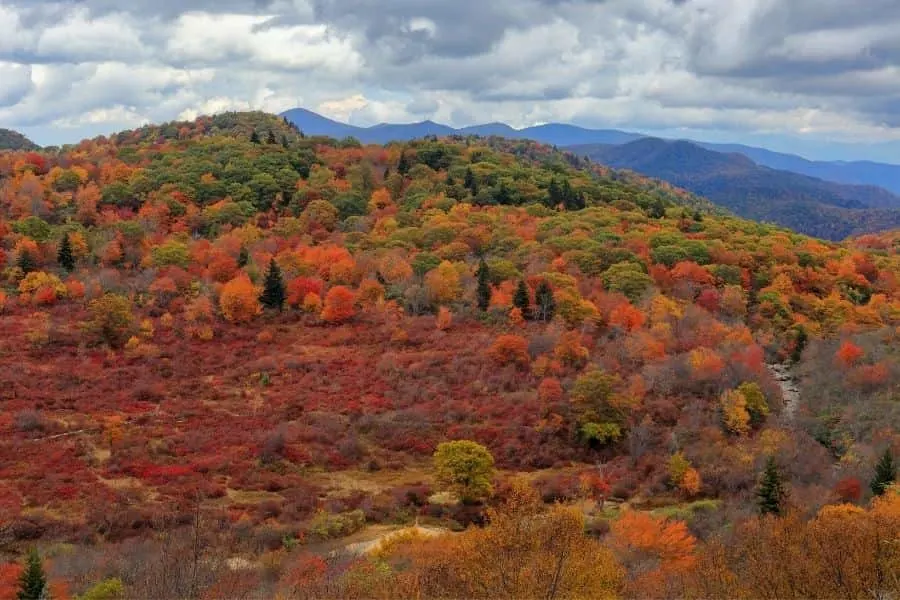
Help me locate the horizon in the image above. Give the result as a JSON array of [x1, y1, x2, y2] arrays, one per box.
[[10, 106, 900, 167], [2, 1, 899, 163]]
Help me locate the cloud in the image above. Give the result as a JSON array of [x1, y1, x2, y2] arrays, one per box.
[[0, 0, 898, 158]]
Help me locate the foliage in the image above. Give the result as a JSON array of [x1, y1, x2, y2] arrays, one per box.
[[220, 274, 260, 323], [16, 549, 47, 600], [260, 259, 286, 311], [86, 294, 135, 347], [757, 456, 786, 516], [433, 440, 495, 503], [871, 448, 897, 497]]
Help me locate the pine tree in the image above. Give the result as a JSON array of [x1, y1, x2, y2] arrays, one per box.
[[397, 152, 410, 175], [513, 280, 530, 319], [464, 167, 477, 194], [237, 246, 249, 268], [17, 248, 37, 273], [267, 130, 277, 145], [57, 233, 75, 272], [534, 281, 556, 322], [648, 198, 667, 219], [281, 135, 289, 148], [250, 130, 261, 144], [259, 259, 286, 311], [871, 448, 896, 497], [17, 548, 47, 600], [476, 259, 491, 311], [757, 456, 785, 516]]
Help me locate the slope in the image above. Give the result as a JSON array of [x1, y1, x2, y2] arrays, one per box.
[[571, 138, 900, 240], [0, 128, 40, 151]]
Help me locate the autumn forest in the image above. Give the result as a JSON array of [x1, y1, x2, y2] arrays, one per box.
[[1, 112, 899, 599]]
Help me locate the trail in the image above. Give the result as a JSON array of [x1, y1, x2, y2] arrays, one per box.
[[768, 362, 800, 423]]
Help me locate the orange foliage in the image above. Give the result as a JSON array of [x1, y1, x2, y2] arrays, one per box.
[[219, 275, 260, 323], [835, 340, 864, 367], [321, 286, 356, 323], [487, 334, 531, 367]]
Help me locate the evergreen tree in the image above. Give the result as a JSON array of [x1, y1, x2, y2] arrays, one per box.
[[513, 280, 530, 319], [757, 456, 785, 516], [17, 248, 37, 273], [871, 448, 897, 496], [267, 130, 277, 145], [17, 548, 47, 600], [648, 198, 667, 219], [791, 325, 808, 363], [464, 167, 477, 194], [57, 233, 75, 272], [476, 259, 492, 311], [397, 152, 410, 175], [250, 130, 261, 144], [259, 259, 286, 311], [237, 246, 249, 268], [692, 209, 703, 222], [281, 134, 289, 148], [534, 281, 556, 322]]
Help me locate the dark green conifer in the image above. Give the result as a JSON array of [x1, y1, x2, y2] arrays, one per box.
[[476, 259, 491, 311], [17, 247, 37, 273], [267, 130, 277, 145], [17, 548, 47, 600], [57, 233, 75, 272], [464, 167, 477, 194], [397, 152, 410, 175], [871, 448, 897, 497], [757, 456, 786, 516], [513, 280, 530, 318], [250, 130, 261, 144], [259, 258, 286, 311], [237, 246, 249, 268]]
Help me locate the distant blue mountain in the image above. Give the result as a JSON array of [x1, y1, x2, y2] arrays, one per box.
[[280, 108, 900, 194]]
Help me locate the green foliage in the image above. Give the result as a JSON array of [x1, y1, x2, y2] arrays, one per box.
[[513, 280, 530, 316], [260, 259, 286, 311], [757, 456, 786, 516], [602, 262, 653, 302], [871, 448, 897, 497], [57, 233, 75, 272], [151, 241, 190, 268], [13, 217, 53, 242], [308, 509, 367, 541], [579, 422, 622, 445], [17, 548, 47, 600], [571, 369, 628, 428], [476, 259, 491, 311], [433, 440, 495, 503], [76, 578, 125, 600], [737, 382, 769, 426]]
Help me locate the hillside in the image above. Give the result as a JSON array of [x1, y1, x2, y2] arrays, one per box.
[[0, 128, 39, 151], [1, 112, 899, 598], [572, 138, 900, 240]]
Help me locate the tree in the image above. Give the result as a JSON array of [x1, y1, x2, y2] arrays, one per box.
[[237, 246, 249, 268], [513, 280, 530, 318], [266, 130, 277, 145], [321, 286, 356, 324], [476, 259, 491, 311], [486, 334, 530, 367], [259, 259, 286, 311], [17, 548, 47, 600], [534, 280, 556, 322], [57, 233, 75, 271], [757, 456, 786, 516], [433, 440, 495, 503], [871, 448, 896, 497], [424, 261, 461, 305], [250, 130, 260, 144], [220, 274, 260, 323], [648, 198, 667, 219], [86, 294, 135, 348]]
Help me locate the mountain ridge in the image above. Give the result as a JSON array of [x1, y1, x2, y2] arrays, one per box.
[[280, 108, 900, 194]]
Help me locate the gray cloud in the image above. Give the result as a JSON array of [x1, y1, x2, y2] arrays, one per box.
[[0, 0, 899, 156]]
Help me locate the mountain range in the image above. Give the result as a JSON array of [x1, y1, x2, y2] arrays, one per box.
[[282, 108, 900, 239], [281, 108, 900, 194]]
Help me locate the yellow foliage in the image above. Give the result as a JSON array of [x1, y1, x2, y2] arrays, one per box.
[[720, 389, 750, 435]]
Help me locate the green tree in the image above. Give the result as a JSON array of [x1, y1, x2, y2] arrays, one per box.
[[259, 258, 286, 311], [433, 440, 495, 504], [871, 448, 897, 497], [57, 233, 75, 272], [397, 152, 410, 175], [737, 382, 769, 427], [476, 259, 492, 311], [534, 280, 556, 322], [17, 548, 47, 600], [648, 198, 667, 219], [757, 456, 785, 516], [250, 130, 261, 144], [237, 246, 249, 268], [266, 130, 277, 145], [513, 280, 530, 318], [77, 578, 124, 600], [17, 247, 37, 274]]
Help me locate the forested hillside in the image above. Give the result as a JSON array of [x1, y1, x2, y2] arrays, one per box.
[[1, 112, 899, 599], [0, 129, 39, 152], [572, 138, 900, 240]]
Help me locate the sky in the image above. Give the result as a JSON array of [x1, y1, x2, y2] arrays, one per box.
[[2, 0, 900, 163]]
